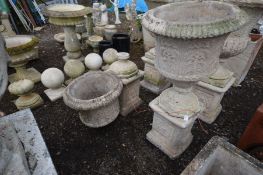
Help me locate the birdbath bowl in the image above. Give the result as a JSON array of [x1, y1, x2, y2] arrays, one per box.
[[45, 4, 90, 62], [5, 35, 40, 83], [63, 71, 123, 128], [142, 1, 247, 118]]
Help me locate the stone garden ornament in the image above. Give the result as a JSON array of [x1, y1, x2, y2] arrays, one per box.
[[45, 4, 92, 62], [63, 71, 123, 128], [110, 0, 121, 24], [142, 1, 247, 159], [41, 68, 65, 102], [8, 79, 43, 110], [100, 4, 108, 26], [107, 52, 143, 116], [5, 35, 41, 83]]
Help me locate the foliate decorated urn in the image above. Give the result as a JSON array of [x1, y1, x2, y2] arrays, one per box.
[[142, 1, 247, 83], [142, 1, 248, 118]]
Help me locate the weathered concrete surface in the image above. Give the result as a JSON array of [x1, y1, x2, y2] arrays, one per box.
[[181, 136, 263, 175], [1, 109, 57, 175]]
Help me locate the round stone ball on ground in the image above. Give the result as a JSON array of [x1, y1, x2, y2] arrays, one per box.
[[85, 53, 103, 70], [41, 68, 65, 89]]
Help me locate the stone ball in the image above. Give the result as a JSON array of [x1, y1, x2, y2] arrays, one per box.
[[103, 48, 118, 64], [85, 53, 103, 70], [8, 79, 34, 96], [41, 68, 65, 89], [64, 60, 85, 78]]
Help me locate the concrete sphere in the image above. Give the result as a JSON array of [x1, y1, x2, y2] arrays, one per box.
[[103, 48, 118, 64], [85, 53, 103, 70], [41, 68, 65, 89], [64, 60, 85, 78], [8, 79, 34, 96]]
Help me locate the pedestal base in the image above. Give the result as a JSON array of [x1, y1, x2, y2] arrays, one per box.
[[44, 86, 65, 102], [119, 71, 143, 116], [147, 98, 196, 159], [140, 80, 171, 94], [9, 67, 41, 83], [198, 104, 222, 124], [120, 97, 142, 116], [63, 55, 84, 62], [194, 77, 235, 124], [15, 93, 43, 110]]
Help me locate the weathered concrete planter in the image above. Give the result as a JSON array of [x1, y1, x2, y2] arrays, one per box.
[[63, 71, 123, 128], [194, 65, 235, 124], [5, 35, 41, 83], [181, 136, 263, 175], [45, 4, 91, 62], [140, 48, 171, 94], [142, 1, 247, 158]]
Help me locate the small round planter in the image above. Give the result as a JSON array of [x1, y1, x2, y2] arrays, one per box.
[[63, 71, 123, 128], [98, 40, 113, 56], [112, 33, 130, 53], [104, 25, 117, 41]]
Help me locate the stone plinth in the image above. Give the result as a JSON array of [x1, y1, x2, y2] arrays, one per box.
[[221, 39, 263, 86], [1, 109, 57, 175], [194, 79, 235, 124], [140, 48, 171, 94], [44, 86, 65, 102], [147, 97, 196, 159], [107, 52, 143, 116], [194, 65, 235, 123], [181, 136, 263, 175], [120, 70, 144, 116]]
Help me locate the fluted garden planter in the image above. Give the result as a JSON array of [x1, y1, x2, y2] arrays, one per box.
[[142, 1, 247, 158], [63, 71, 123, 128]]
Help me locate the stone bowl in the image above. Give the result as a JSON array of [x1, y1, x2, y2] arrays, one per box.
[[5, 35, 39, 56], [54, 33, 81, 43], [143, 1, 248, 39], [63, 71, 123, 128], [44, 4, 90, 26]]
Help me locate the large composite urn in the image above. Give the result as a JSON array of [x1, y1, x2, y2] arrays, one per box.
[[142, 1, 247, 118], [45, 4, 91, 62]]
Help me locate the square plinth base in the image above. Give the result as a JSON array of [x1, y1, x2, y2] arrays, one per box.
[[198, 104, 222, 124], [140, 80, 171, 94], [147, 98, 196, 159], [44, 86, 65, 102], [120, 98, 143, 116], [9, 67, 41, 83], [63, 55, 84, 62]]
